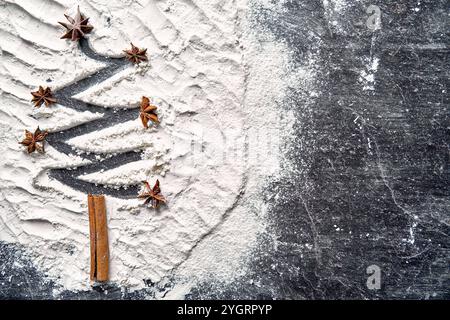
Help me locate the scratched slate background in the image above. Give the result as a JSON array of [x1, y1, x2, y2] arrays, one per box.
[[1, 0, 449, 299]]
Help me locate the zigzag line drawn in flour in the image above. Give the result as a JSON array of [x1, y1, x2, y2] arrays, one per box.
[[46, 38, 142, 198]]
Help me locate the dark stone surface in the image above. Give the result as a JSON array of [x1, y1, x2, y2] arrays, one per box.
[[187, 0, 449, 299], [0, 0, 448, 299], [0, 242, 55, 299]]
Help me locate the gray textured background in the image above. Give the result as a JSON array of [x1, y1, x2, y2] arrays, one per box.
[[1, 0, 448, 299]]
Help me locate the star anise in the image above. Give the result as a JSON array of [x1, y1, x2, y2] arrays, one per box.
[[123, 43, 148, 64], [31, 86, 56, 108], [58, 6, 93, 41], [19, 127, 48, 154], [138, 180, 166, 209], [139, 96, 159, 128]]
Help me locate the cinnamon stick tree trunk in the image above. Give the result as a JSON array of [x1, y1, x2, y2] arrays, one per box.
[[88, 194, 109, 282]]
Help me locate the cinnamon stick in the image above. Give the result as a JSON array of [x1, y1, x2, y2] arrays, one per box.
[[88, 194, 109, 282], [88, 194, 96, 281]]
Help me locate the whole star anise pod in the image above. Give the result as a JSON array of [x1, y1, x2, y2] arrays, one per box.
[[31, 86, 56, 108], [138, 180, 166, 209], [139, 96, 159, 128], [19, 127, 48, 154], [123, 43, 148, 64], [58, 6, 93, 41]]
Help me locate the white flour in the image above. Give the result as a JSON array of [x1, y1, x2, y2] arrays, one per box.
[[0, 0, 297, 296]]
